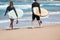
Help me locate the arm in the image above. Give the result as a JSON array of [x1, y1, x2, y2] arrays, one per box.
[[4, 7, 8, 16], [38, 4, 41, 14], [13, 7, 18, 24], [13, 7, 18, 17]]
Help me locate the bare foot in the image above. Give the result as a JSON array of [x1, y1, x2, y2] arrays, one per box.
[[32, 26, 35, 29]]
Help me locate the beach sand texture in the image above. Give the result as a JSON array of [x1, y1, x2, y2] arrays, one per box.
[[0, 24, 60, 40]]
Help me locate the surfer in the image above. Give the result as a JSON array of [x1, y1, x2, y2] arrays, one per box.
[[4, 1, 18, 30], [32, 0, 42, 28]]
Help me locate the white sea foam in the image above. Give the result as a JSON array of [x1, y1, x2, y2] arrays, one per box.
[[46, 22, 60, 24], [46, 4, 60, 6], [0, 20, 10, 23], [49, 12, 60, 15], [0, 5, 8, 9], [15, 5, 31, 9], [0, 19, 31, 24], [0, 4, 60, 9], [0, 5, 31, 9], [40, 4, 60, 6]]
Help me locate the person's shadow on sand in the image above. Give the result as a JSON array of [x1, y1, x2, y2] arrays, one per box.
[[27, 27, 43, 29], [5, 28, 20, 30], [4, 26, 43, 31]]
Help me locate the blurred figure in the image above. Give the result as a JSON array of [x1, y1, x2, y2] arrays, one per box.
[[32, 0, 42, 28], [4, 1, 18, 30]]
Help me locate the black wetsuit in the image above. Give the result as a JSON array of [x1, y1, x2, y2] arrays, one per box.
[[32, 2, 41, 20], [5, 6, 18, 18]]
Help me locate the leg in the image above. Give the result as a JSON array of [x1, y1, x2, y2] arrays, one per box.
[[38, 20, 40, 26], [10, 19, 14, 30], [32, 14, 35, 28], [36, 16, 42, 27], [38, 20, 42, 26], [32, 20, 34, 28]]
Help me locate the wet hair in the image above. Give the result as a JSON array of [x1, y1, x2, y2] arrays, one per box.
[[10, 1, 13, 6], [34, 0, 37, 1]]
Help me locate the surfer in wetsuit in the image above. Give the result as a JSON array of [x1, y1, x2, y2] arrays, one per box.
[[4, 1, 18, 30], [32, 0, 42, 28]]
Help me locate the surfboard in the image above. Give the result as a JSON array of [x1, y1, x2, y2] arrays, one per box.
[[8, 9, 23, 19], [33, 7, 48, 17]]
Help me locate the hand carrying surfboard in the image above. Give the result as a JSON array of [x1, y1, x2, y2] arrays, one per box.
[[33, 7, 48, 17]]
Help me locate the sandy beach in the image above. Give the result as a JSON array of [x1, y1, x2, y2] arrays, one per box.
[[0, 24, 60, 40]]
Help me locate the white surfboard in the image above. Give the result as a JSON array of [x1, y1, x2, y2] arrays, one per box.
[[33, 7, 48, 17], [8, 9, 23, 19]]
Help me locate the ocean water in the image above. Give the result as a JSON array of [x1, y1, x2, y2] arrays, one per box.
[[0, 1, 60, 29]]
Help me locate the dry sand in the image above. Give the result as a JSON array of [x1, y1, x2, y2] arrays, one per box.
[[0, 24, 60, 40]]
